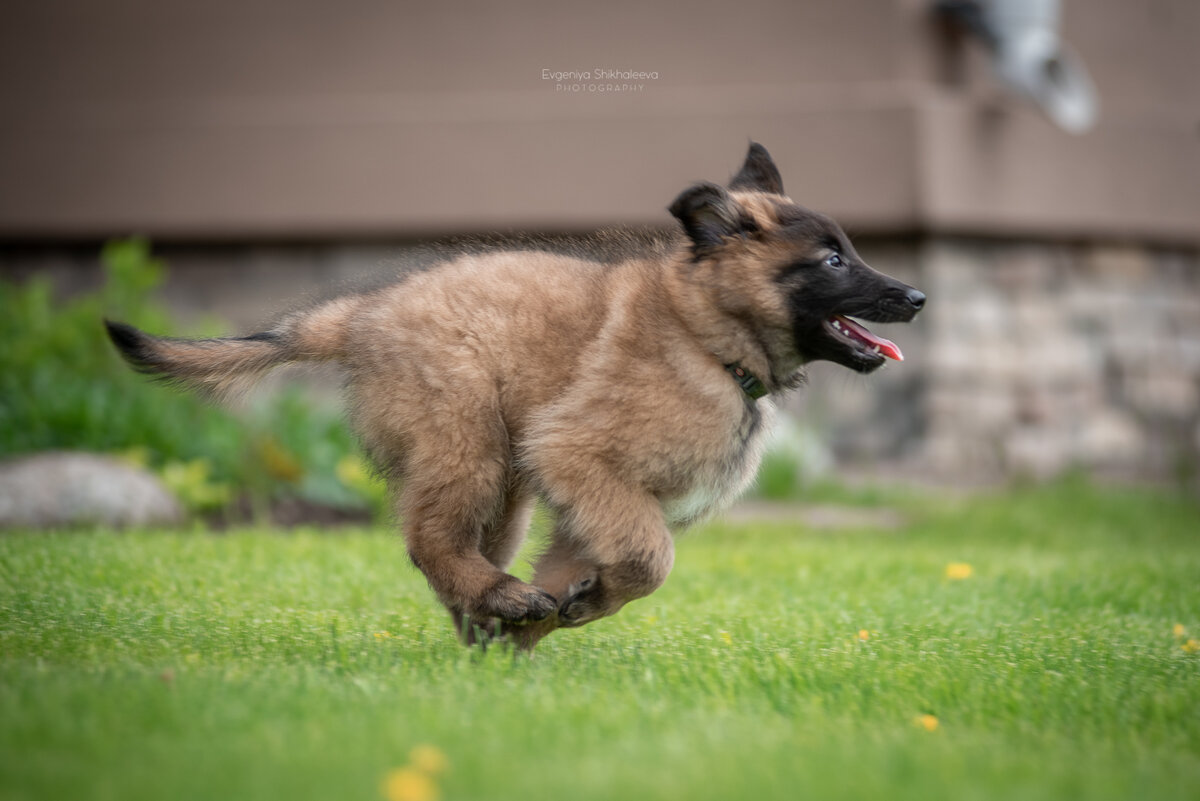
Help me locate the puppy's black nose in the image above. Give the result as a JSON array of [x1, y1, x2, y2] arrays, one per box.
[[905, 289, 926, 310]]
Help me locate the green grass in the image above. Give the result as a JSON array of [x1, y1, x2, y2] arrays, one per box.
[[2, 481, 1199, 801]]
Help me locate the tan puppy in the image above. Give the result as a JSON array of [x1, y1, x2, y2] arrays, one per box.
[[107, 143, 925, 648]]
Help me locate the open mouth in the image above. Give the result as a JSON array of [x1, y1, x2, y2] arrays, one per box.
[[825, 314, 904, 362]]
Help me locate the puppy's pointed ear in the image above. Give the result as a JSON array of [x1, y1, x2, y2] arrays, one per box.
[[669, 182, 754, 254], [729, 141, 785, 195]]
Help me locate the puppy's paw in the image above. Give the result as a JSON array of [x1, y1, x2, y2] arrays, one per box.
[[557, 574, 601, 627], [474, 575, 558, 624]]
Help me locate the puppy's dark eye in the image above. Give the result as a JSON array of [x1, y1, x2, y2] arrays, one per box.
[[825, 253, 843, 268]]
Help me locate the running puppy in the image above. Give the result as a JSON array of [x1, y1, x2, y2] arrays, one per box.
[[106, 143, 925, 648]]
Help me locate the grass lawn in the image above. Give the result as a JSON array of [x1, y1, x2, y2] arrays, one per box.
[[1, 480, 1198, 801]]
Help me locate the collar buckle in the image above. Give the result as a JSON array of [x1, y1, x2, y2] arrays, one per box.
[[725, 362, 768, 400]]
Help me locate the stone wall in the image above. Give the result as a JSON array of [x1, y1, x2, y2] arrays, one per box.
[[5, 235, 1199, 485], [922, 238, 1200, 482], [793, 237, 1200, 484]]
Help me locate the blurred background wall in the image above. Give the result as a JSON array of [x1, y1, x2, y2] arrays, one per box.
[[2, 0, 1198, 484]]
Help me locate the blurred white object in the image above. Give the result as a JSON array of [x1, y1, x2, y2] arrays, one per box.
[[939, 0, 1099, 133], [766, 415, 834, 488]]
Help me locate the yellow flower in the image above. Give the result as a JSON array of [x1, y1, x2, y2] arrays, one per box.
[[1173, 623, 1187, 638], [408, 745, 450, 776], [256, 436, 303, 482], [1183, 639, 1200, 654], [916, 714, 939, 732], [382, 768, 438, 801], [857, 629, 870, 642], [718, 630, 733, 646], [337, 454, 387, 500], [945, 562, 973, 580], [160, 459, 233, 511], [374, 631, 392, 639]]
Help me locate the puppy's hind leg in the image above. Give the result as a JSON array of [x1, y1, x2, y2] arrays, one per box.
[[398, 445, 556, 638], [450, 483, 537, 646]]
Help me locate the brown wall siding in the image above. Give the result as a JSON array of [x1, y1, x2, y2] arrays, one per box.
[[0, 0, 1197, 242]]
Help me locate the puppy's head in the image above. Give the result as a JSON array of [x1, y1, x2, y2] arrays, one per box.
[[669, 143, 925, 374]]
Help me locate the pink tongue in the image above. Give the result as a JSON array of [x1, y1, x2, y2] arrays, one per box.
[[833, 315, 904, 361]]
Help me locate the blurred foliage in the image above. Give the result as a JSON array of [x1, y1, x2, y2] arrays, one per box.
[[752, 416, 835, 501], [755, 451, 802, 500], [0, 237, 387, 521], [160, 459, 235, 513]]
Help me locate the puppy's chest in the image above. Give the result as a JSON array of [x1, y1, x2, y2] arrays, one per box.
[[661, 400, 775, 527]]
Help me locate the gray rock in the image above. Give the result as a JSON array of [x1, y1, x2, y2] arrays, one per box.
[[0, 452, 183, 529]]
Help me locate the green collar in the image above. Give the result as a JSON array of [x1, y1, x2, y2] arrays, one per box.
[[725, 362, 768, 400]]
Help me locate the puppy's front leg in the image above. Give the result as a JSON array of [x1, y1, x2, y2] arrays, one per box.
[[515, 483, 674, 649]]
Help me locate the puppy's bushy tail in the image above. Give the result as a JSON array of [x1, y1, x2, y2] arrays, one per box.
[[105, 295, 362, 400]]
